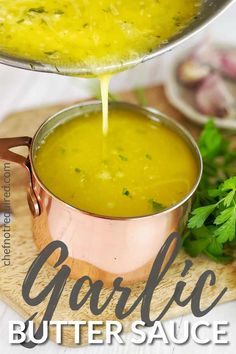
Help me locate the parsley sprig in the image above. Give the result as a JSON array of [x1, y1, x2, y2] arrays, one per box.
[[183, 120, 236, 263]]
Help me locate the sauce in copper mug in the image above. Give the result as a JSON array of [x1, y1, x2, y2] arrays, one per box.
[[0, 102, 202, 285], [34, 106, 198, 218]]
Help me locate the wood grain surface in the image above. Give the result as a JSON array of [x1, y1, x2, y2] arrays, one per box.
[[0, 85, 235, 347]]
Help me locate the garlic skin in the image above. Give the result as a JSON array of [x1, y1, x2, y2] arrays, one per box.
[[218, 50, 236, 80], [188, 40, 220, 68], [195, 74, 235, 118], [177, 59, 211, 87]]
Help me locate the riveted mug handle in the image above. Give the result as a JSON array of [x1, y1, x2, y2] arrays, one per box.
[[0, 136, 40, 217]]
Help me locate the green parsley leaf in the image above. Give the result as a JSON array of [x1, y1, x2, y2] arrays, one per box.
[[145, 153, 152, 160], [206, 237, 223, 257], [203, 250, 234, 264], [183, 120, 236, 263], [118, 154, 128, 161], [214, 207, 235, 225], [188, 204, 217, 229], [122, 188, 131, 197], [149, 199, 166, 213], [215, 211, 236, 243], [184, 237, 211, 257], [198, 120, 228, 161], [133, 87, 148, 106], [223, 190, 235, 207], [28, 7, 46, 13], [222, 176, 236, 192]]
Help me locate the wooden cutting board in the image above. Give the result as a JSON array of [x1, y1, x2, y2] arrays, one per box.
[[0, 85, 235, 347]]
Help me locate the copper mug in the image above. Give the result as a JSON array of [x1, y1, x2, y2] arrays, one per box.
[[0, 102, 202, 285]]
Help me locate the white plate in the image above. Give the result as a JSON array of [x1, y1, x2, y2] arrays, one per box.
[[164, 46, 236, 130]]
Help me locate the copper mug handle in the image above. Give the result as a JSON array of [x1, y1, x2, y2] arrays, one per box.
[[0, 136, 40, 217]]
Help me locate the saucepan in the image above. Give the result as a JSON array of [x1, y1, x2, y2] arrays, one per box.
[[0, 0, 234, 76], [0, 102, 203, 285]]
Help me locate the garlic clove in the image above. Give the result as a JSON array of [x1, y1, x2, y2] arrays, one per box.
[[218, 49, 236, 80], [195, 74, 235, 118], [188, 39, 220, 68], [177, 59, 211, 87]]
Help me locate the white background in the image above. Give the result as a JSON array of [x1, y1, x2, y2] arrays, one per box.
[[0, 1, 236, 353]]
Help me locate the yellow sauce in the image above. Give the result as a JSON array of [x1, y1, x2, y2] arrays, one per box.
[[34, 107, 198, 217], [0, 0, 200, 73], [1, 1, 200, 216], [0, 1, 201, 135], [100, 74, 111, 135]]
